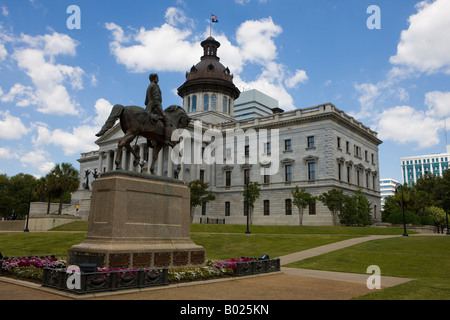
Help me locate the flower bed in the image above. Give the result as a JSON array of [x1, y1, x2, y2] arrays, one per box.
[[0, 255, 66, 282], [1, 255, 280, 295]]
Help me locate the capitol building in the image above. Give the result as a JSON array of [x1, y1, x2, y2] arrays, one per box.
[[77, 36, 382, 226]]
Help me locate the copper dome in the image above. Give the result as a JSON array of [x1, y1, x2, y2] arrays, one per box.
[[177, 37, 240, 99]]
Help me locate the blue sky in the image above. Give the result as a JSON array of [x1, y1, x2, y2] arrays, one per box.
[[0, 0, 449, 183]]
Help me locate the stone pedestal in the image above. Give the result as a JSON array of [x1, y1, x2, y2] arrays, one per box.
[[67, 171, 206, 269]]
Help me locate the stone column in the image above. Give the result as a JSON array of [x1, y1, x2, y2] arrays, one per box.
[[97, 152, 104, 173], [168, 147, 172, 178], [106, 151, 112, 173], [157, 148, 164, 176], [122, 149, 127, 170], [147, 147, 154, 174]]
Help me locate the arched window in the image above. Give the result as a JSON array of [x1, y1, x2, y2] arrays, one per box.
[[223, 96, 228, 113], [187, 96, 191, 113], [204, 94, 209, 111], [211, 94, 216, 111], [192, 95, 197, 112]]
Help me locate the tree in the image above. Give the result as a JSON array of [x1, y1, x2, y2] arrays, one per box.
[[426, 206, 446, 232], [8, 173, 38, 219], [319, 189, 345, 226], [48, 163, 79, 215], [243, 181, 261, 225], [291, 186, 315, 226], [339, 189, 372, 226], [188, 180, 216, 223]]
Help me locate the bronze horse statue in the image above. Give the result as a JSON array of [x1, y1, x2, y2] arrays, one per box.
[[97, 104, 191, 174]]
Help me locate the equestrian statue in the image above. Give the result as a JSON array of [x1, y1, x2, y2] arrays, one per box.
[[96, 73, 191, 174]]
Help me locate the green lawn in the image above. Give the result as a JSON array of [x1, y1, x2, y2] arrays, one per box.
[[286, 236, 450, 300], [1, 223, 447, 299]]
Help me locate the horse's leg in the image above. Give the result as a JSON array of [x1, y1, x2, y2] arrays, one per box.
[[116, 131, 139, 170], [123, 136, 141, 167], [115, 141, 124, 170], [150, 143, 163, 175]]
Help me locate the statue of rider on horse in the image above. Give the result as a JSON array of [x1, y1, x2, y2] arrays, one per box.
[[95, 73, 191, 174]]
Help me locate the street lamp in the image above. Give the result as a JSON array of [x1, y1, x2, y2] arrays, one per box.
[[24, 183, 35, 232], [396, 183, 408, 237], [245, 179, 251, 235]]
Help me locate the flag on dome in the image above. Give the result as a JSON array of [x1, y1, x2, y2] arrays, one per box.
[[211, 15, 218, 23]]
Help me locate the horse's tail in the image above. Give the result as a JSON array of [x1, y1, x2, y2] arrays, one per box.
[[95, 104, 125, 137], [111, 104, 125, 118]]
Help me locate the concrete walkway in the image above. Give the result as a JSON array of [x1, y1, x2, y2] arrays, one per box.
[[0, 234, 415, 300]]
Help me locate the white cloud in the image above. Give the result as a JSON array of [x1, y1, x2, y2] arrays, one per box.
[[20, 149, 55, 175], [0, 43, 7, 62], [0, 147, 18, 160], [1, 6, 8, 17], [1, 31, 85, 115], [425, 91, 450, 118], [376, 105, 444, 149], [285, 69, 308, 88], [235, 0, 267, 5], [0, 110, 29, 140], [389, 0, 450, 75], [32, 98, 114, 156], [165, 7, 194, 28], [105, 22, 198, 73], [0, 83, 35, 106], [236, 17, 282, 64]]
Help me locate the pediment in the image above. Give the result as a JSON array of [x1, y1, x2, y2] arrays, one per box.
[[95, 124, 123, 146]]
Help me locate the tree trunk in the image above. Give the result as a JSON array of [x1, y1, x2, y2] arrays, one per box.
[[58, 191, 63, 215], [298, 208, 304, 226]]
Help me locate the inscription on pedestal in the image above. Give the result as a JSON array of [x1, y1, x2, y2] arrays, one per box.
[[133, 253, 153, 267], [173, 252, 189, 266], [191, 251, 206, 265], [154, 252, 171, 267], [109, 253, 131, 268]]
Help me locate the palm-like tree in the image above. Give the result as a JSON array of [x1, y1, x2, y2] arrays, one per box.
[[48, 163, 80, 214]]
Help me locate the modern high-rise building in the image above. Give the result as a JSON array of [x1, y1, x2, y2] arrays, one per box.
[[234, 89, 281, 121], [379, 178, 398, 209], [400, 147, 450, 185]]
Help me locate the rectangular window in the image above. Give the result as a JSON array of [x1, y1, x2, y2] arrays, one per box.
[[285, 199, 292, 216], [346, 141, 350, 153], [263, 167, 270, 184], [338, 163, 342, 181], [309, 203, 316, 215], [285, 164, 292, 182], [201, 203, 206, 216], [308, 162, 316, 180], [244, 169, 250, 185], [225, 202, 230, 216], [307, 136, 315, 148], [337, 137, 341, 149], [225, 171, 231, 187], [245, 145, 250, 157], [200, 170, 205, 183], [284, 139, 292, 151], [265, 142, 271, 155], [264, 200, 270, 216], [347, 166, 351, 183]]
